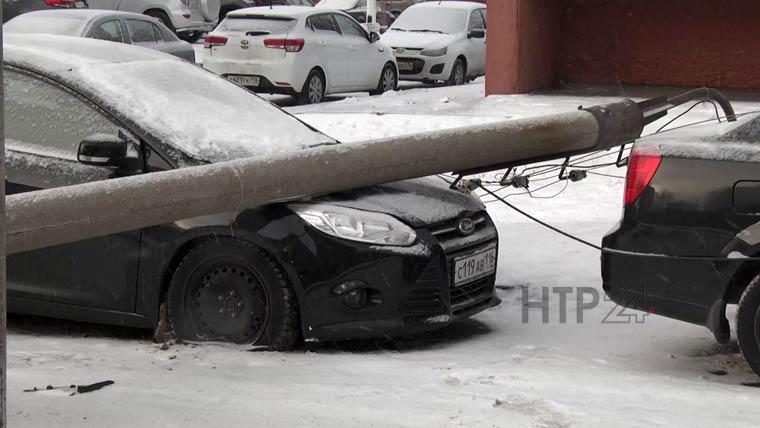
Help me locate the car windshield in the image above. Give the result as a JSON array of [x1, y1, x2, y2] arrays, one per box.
[[4, 15, 87, 36], [316, 0, 359, 9], [218, 16, 298, 34], [390, 7, 467, 34], [80, 58, 335, 163]]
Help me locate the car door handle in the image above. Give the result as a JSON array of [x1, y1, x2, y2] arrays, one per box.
[[320, 41, 327, 46]]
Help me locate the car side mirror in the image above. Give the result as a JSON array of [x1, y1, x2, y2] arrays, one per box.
[[78, 134, 139, 170], [468, 29, 485, 39], [379, 27, 387, 34], [369, 32, 381, 43]]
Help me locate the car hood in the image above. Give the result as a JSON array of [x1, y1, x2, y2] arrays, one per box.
[[312, 177, 485, 227], [381, 30, 460, 50]]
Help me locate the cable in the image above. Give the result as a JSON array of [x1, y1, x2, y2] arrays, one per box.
[[479, 184, 760, 262]]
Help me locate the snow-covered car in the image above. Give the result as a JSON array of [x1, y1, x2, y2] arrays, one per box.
[[381, 1, 486, 85], [203, 6, 398, 104], [4, 33, 499, 348], [219, 0, 314, 22], [4, 9, 196, 62], [86, 0, 220, 42], [1, 0, 89, 23]]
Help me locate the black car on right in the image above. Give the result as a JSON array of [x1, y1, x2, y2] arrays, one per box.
[[603, 114, 760, 377]]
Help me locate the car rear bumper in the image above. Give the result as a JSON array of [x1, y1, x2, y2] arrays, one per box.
[[394, 54, 452, 81], [601, 221, 737, 327], [170, 10, 216, 32], [203, 56, 308, 94]]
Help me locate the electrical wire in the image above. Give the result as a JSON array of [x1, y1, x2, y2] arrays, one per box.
[[479, 184, 760, 262]]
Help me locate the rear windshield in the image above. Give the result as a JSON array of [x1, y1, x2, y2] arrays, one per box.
[[5, 15, 87, 36], [218, 16, 298, 35]]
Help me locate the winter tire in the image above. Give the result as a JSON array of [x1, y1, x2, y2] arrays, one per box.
[[447, 58, 466, 86], [737, 274, 760, 378], [370, 63, 398, 96], [167, 238, 299, 350], [298, 69, 325, 105]]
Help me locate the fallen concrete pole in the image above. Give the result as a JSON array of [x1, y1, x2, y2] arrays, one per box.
[[7, 101, 645, 255]]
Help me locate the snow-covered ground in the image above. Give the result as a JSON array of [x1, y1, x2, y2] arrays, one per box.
[[9, 80, 760, 427]]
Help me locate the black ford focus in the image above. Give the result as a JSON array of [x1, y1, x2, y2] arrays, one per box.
[[4, 34, 500, 348]]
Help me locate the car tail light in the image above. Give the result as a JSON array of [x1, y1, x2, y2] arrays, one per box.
[[264, 38, 305, 53], [204, 36, 228, 48], [624, 145, 661, 206], [44, 0, 77, 7]]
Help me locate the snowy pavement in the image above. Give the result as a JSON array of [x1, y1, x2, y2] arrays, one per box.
[[9, 81, 760, 427]]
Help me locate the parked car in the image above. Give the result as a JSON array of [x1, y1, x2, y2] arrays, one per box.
[[602, 114, 760, 377], [381, 1, 485, 85], [86, 0, 220, 42], [203, 6, 398, 104], [4, 10, 196, 62], [4, 33, 499, 348], [2, 0, 90, 22], [219, 0, 313, 22], [316, 0, 394, 27]]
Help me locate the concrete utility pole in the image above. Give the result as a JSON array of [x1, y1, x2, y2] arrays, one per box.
[[6, 100, 647, 255], [366, 0, 379, 32]]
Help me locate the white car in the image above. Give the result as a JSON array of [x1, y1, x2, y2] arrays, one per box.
[[203, 6, 398, 104], [87, 0, 220, 42], [381, 1, 486, 85]]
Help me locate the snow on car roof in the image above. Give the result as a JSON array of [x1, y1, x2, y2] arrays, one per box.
[[227, 6, 319, 18], [4, 34, 336, 164], [6, 9, 144, 20], [411, 1, 485, 10]]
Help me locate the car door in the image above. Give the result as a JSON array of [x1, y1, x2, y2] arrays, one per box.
[[4, 68, 142, 313], [466, 8, 486, 75], [306, 13, 349, 88], [87, 18, 127, 44], [333, 12, 378, 88], [125, 18, 162, 50]]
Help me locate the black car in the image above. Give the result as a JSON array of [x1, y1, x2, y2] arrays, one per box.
[[603, 115, 760, 377], [2, 0, 88, 22], [5, 34, 500, 348]]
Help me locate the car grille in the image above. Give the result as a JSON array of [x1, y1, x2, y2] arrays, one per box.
[[397, 57, 425, 74], [399, 213, 498, 316], [400, 261, 443, 314], [449, 276, 495, 316]]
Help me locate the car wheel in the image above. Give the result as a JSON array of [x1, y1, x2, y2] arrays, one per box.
[[447, 58, 466, 86], [737, 275, 760, 377], [145, 10, 175, 32], [298, 69, 325, 104], [370, 64, 397, 96], [167, 238, 300, 350]]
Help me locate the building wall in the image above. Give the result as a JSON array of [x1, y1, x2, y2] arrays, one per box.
[[559, 0, 760, 88], [486, 0, 760, 94]]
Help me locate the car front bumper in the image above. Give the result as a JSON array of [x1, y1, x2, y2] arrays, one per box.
[[393, 52, 453, 82], [249, 208, 501, 342]]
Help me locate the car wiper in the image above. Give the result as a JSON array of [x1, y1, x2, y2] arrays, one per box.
[[410, 29, 445, 34], [390, 27, 407, 31]]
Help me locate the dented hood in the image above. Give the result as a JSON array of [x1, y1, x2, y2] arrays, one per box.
[[313, 177, 485, 227]]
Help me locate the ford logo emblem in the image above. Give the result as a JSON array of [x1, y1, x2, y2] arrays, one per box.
[[458, 218, 475, 235]]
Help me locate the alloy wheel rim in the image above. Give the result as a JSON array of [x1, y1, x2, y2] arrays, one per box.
[[189, 263, 269, 343], [308, 75, 323, 103], [382, 68, 395, 91]]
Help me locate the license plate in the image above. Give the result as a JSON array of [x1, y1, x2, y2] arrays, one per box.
[[398, 61, 414, 71], [453, 245, 497, 287], [226, 75, 260, 87]]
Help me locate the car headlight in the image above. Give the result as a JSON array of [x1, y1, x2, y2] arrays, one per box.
[[421, 47, 447, 57], [290, 204, 416, 246]]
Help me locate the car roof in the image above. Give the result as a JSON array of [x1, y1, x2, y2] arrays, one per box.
[[410, 1, 485, 11], [227, 6, 320, 18], [7, 9, 155, 21]]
